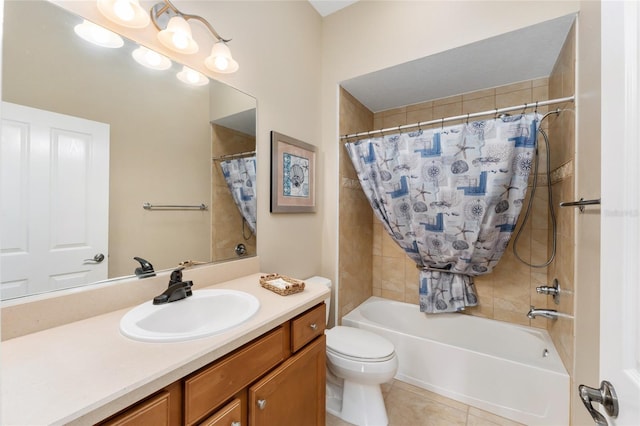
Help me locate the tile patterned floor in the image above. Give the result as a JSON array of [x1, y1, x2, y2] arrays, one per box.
[[326, 380, 525, 426]]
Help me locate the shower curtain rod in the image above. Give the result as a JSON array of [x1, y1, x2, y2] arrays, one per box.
[[212, 150, 256, 161], [340, 95, 575, 140]]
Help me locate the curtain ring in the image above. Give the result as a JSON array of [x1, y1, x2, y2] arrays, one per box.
[[466, 113, 470, 124], [398, 124, 402, 134], [534, 101, 539, 114], [494, 108, 499, 120], [441, 117, 445, 130], [521, 102, 528, 115]]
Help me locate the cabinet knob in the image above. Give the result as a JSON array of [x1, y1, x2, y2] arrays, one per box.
[[231, 422, 241, 426], [257, 399, 267, 410], [310, 323, 318, 331]]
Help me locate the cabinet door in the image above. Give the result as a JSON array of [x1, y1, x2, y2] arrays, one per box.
[[249, 335, 325, 425]]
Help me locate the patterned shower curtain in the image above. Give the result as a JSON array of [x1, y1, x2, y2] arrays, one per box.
[[220, 156, 257, 234], [346, 114, 539, 313]]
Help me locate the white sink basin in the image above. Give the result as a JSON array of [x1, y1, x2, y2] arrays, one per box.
[[120, 289, 260, 342]]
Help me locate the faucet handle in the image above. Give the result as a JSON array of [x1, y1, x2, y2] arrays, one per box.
[[134, 257, 155, 278], [169, 267, 185, 284]]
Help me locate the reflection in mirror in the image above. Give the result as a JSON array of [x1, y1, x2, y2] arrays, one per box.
[[0, 0, 256, 300]]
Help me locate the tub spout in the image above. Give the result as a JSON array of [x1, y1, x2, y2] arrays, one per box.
[[527, 306, 558, 320]]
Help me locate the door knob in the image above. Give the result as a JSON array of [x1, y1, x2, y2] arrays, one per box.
[[84, 253, 105, 263], [257, 399, 267, 410], [579, 380, 619, 425]]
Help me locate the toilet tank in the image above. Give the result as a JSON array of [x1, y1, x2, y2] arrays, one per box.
[[304, 276, 332, 325]]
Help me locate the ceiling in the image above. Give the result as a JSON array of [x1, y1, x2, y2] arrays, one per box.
[[308, 0, 358, 17], [340, 13, 576, 113]]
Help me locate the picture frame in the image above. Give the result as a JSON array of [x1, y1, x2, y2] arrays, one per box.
[[270, 131, 316, 213]]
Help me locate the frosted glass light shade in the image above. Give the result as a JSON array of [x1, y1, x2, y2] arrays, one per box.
[[97, 0, 150, 28], [158, 16, 198, 54], [74, 20, 124, 48], [176, 66, 209, 86], [204, 42, 239, 74], [132, 46, 172, 70]]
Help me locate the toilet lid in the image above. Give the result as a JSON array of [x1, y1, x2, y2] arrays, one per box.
[[325, 326, 395, 360]]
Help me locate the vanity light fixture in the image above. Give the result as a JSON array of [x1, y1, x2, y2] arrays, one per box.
[[96, 0, 149, 28], [176, 65, 209, 86], [205, 41, 239, 74], [74, 20, 124, 48], [132, 46, 172, 70], [149, 0, 239, 73], [157, 15, 199, 54], [96, 0, 239, 73]]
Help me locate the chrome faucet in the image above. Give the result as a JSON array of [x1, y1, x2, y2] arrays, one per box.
[[153, 267, 193, 305], [527, 306, 558, 320], [535, 278, 561, 304]]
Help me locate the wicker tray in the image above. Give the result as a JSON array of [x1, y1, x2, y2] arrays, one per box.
[[260, 273, 305, 296]]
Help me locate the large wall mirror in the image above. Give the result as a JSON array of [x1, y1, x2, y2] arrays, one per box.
[[1, 0, 257, 300]]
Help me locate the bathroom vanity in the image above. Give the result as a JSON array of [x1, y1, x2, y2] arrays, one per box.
[[0, 270, 329, 425], [101, 304, 326, 425]]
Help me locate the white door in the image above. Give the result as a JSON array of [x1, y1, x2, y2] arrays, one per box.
[[597, 1, 640, 424], [1, 102, 109, 299]]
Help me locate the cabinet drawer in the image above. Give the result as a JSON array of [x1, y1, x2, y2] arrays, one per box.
[[184, 326, 287, 425], [198, 398, 241, 426], [291, 303, 325, 352], [102, 390, 170, 426]]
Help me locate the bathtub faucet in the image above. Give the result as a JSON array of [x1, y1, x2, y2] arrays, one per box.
[[527, 306, 558, 320]]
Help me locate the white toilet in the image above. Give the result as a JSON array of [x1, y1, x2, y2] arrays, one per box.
[[306, 277, 398, 426]]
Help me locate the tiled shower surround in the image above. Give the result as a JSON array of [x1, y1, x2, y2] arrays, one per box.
[[211, 124, 257, 262], [338, 24, 575, 375]]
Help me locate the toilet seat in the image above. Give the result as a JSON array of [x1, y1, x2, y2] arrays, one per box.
[[326, 326, 395, 362]]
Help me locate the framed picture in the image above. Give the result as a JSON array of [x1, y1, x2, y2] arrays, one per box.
[[270, 131, 316, 213]]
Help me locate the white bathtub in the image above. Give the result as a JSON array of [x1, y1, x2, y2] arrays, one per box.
[[342, 297, 569, 425]]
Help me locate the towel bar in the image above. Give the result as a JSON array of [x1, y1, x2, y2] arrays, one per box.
[[559, 198, 600, 213], [143, 203, 208, 211]]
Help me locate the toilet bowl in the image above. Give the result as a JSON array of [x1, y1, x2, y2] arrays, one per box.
[[325, 326, 398, 426], [305, 277, 398, 426]]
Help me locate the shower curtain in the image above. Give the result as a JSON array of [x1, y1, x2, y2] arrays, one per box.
[[346, 114, 539, 313], [220, 156, 257, 234]]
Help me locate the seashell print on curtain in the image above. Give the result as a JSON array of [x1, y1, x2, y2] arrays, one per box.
[[220, 156, 257, 234], [345, 114, 539, 313]]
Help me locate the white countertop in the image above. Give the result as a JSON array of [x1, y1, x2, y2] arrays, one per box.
[[1, 273, 329, 426]]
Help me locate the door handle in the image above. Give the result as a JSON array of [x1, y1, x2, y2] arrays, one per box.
[[579, 380, 619, 425], [84, 253, 105, 264]]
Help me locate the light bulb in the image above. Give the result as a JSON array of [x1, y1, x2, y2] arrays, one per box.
[[205, 42, 239, 74], [172, 32, 189, 50], [97, 0, 149, 28], [132, 46, 171, 70], [214, 56, 229, 71], [176, 66, 208, 86], [74, 20, 124, 48], [158, 16, 198, 54], [186, 69, 200, 84], [113, 0, 134, 21]]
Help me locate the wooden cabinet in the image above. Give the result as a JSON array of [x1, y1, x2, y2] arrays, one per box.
[[198, 397, 242, 426], [249, 335, 326, 426], [184, 326, 288, 425], [102, 303, 325, 426], [100, 382, 182, 426]]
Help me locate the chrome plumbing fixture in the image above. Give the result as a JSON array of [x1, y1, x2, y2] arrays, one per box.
[[536, 278, 561, 305], [527, 306, 558, 320]]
